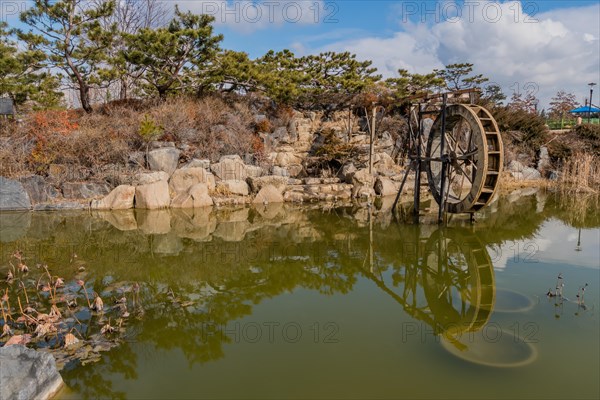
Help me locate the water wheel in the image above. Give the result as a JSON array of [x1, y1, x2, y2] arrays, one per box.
[[426, 104, 503, 214]]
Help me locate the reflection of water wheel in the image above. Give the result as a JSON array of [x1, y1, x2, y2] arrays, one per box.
[[426, 104, 503, 214], [422, 228, 495, 336]]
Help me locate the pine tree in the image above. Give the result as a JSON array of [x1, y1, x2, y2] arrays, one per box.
[[123, 7, 222, 99], [19, 0, 117, 113]]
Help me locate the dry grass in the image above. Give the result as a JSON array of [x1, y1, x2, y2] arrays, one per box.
[[557, 153, 599, 194], [0, 95, 259, 179]]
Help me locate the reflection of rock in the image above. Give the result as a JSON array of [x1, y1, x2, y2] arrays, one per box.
[[213, 220, 251, 242], [253, 203, 285, 220], [213, 208, 250, 242], [95, 210, 137, 231], [136, 210, 171, 234], [0, 177, 31, 210], [0, 212, 31, 242], [135, 180, 170, 209], [0, 345, 64, 400], [153, 234, 183, 255], [171, 208, 216, 241]]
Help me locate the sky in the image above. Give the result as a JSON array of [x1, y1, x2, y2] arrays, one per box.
[[3, 0, 599, 109]]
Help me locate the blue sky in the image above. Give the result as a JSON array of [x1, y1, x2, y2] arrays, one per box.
[[179, 0, 600, 108], [3, 0, 599, 108]]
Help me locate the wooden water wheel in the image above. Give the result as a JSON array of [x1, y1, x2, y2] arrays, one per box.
[[426, 104, 504, 214]]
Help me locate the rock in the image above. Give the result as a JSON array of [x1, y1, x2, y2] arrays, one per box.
[[287, 164, 303, 177], [271, 166, 290, 177], [508, 160, 542, 180], [169, 167, 213, 194], [211, 157, 247, 181], [90, 185, 136, 210], [247, 175, 288, 194], [171, 183, 213, 208], [245, 165, 264, 178], [339, 163, 357, 184], [183, 159, 210, 170], [147, 147, 180, 175], [0, 345, 64, 400], [274, 151, 302, 167], [287, 178, 303, 185], [33, 202, 85, 211], [373, 152, 397, 174], [304, 177, 321, 185], [374, 177, 399, 197], [352, 169, 375, 198], [219, 154, 243, 162], [253, 185, 284, 204], [135, 180, 171, 209], [61, 182, 110, 200], [128, 151, 145, 167], [189, 183, 214, 207], [134, 171, 170, 185], [537, 146, 551, 172], [18, 175, 60, 205], [149, 141, 176, 149], [0, 177, 31, 210], [216, 180, 249, 196]]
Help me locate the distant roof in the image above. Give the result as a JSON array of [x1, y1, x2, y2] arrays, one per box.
[[570, 105, 600, 113]]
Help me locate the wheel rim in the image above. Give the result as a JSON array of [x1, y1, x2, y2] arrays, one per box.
[[426, 104, 503, 214]]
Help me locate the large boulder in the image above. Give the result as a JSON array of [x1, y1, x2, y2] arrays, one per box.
[[90, 185, 136, 210], [210, 156, 247, 181], [0, 345, 64, 400], [169, 167, 215, 194], [373, 153, 397, 175], [216, 180, 249, 196], [171, 183, 214, 208], [18, 175, 60, 204], [245, 165, 264, 178], [247, 175, 288, 194], [352, 169, 375, 198], [61, 182, 110, 200], [253, 185, 284, 204], [508, 160, 542, 180], [135, 180, 171, 209], [374, 177, 399, 197], [147, 147, 180, 176], [133, 171, 170, 185], [183, 159, 210, 170], [0, 177, 31, 210], [339, 163, 357, 184]]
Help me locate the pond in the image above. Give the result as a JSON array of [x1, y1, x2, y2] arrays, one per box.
[[1, 190, 598, 399]]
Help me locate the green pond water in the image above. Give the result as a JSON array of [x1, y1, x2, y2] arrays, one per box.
[[1, 190, 599, 399]]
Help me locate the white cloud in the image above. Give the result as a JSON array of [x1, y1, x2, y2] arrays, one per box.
[[317, 1, 600, 108], [179, 0, 325, 34]]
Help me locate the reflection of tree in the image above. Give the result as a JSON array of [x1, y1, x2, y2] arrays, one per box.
[[62, 343, 138, 400]]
